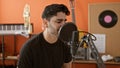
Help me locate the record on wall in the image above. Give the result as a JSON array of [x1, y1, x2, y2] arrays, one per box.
[[98, 10, 118, 28], [89, 3, 120, 57]]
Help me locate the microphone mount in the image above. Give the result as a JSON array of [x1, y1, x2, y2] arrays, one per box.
[[71, 31, 105, 68]]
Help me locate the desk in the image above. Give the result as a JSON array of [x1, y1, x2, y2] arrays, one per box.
[[72, 60, 120, 68]]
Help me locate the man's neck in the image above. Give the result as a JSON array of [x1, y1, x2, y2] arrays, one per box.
[[43, 29, 58, 44]]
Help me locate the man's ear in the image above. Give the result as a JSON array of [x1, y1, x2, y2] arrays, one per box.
[[42, 18, 48, 30], [43, 18, 48, 27]]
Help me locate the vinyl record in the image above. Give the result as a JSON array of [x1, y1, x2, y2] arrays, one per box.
[[99, 10, 118, 28]]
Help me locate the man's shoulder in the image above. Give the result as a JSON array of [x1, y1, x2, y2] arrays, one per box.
[[24, 33, 43, 45]]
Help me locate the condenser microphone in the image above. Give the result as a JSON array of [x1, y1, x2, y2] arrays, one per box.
[[71, 31, 79, 57], [58, 22, 78, 58], [71, 31, 79, 43]]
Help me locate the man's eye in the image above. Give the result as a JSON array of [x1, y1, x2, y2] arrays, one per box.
[[57, 21, 62, 23], [55, 19, 67, 24]]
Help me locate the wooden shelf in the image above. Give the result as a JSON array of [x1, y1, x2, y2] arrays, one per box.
[[0, 56, 18, 60], [73, 60, 120, 65]]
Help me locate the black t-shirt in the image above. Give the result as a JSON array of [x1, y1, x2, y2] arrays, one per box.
[[17, 32, 72, 68]]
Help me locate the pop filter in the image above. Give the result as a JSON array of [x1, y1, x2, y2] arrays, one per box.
[[58, 22, 77, 43]]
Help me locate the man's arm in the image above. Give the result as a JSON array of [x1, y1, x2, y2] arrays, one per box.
[[17, 42, 33, 68]]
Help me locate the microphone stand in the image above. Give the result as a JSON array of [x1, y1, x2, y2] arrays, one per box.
[[78, 34, 106, 68], [71, 33, 106, 68]]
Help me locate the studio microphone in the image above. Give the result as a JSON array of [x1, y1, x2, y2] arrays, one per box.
[[71, 31, 79, 57], [58, 22, 78, 58], [71, 31, 79, 43]]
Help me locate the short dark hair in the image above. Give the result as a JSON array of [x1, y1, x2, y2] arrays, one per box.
[[42, 4, 70, 20]]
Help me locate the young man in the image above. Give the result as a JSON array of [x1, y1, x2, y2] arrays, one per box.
[[17, 4, 72, 68]]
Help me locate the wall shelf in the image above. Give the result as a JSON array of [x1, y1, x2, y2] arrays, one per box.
[[0, 23, 33, 68]]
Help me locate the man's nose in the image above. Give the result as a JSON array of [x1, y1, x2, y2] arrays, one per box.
[[60, 21, 66, 26]]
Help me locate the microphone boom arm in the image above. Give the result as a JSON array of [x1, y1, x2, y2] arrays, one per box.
[[79, 34, 106, 68], [86, 35, 105, 68], [71, 32, 106, 68]]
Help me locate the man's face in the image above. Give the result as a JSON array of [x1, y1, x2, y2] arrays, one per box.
[[47, 12, 67, 35]]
